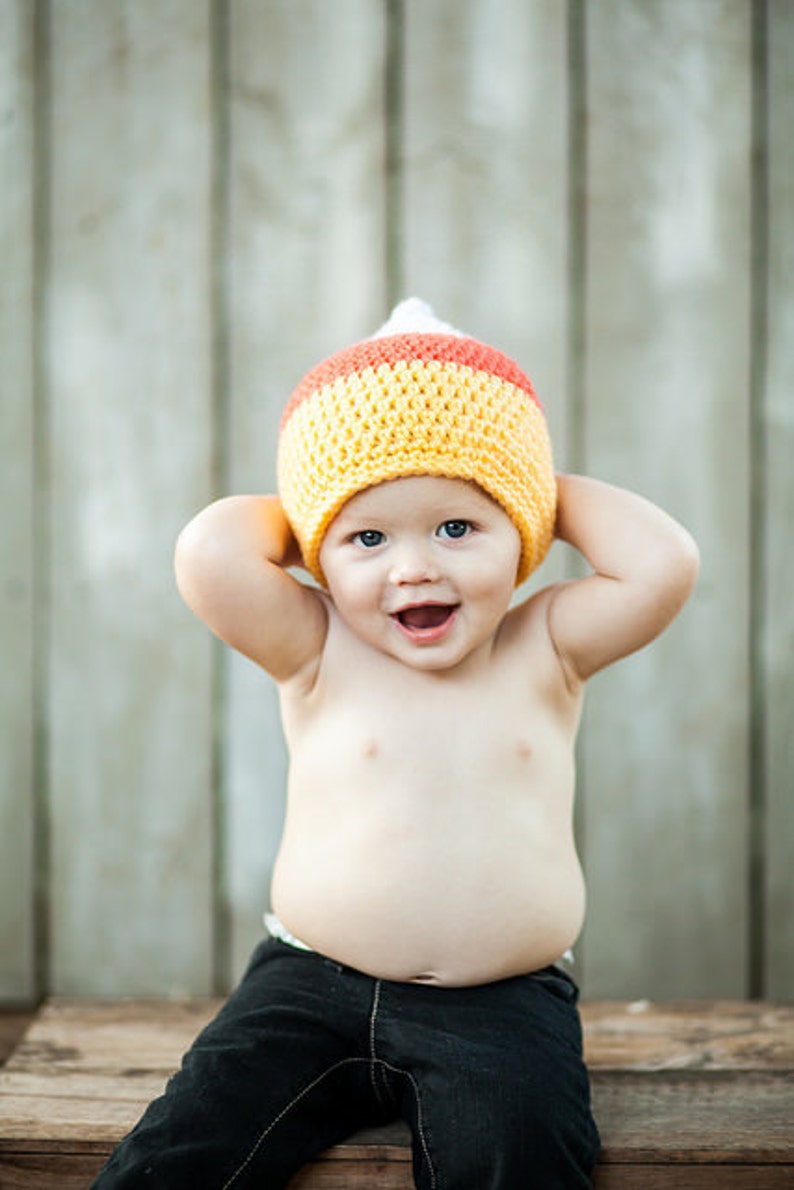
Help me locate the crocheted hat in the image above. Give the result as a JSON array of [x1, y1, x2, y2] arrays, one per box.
[[277, 299, 556, 587]]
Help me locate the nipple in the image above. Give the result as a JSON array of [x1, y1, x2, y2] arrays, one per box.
[[516, 738, 533, 761]]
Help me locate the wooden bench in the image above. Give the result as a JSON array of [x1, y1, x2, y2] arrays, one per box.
[[0, 999, 792, 1188]]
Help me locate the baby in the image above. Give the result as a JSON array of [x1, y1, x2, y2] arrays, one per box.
[[94, 300, 699, 1188]]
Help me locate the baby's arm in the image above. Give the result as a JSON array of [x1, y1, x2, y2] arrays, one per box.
[[174, 496, 327, 684], [547, 474, 700, 683]]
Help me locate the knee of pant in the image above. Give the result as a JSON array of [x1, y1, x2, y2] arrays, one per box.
[[441, 1091, 600, 1189], [450, 1065, 599, 1170], [421, 1110, 599, 1190], [527, 1070, 601, 1181], [414, 1061, 593, 1151], [490, 1074, 588, 1141]]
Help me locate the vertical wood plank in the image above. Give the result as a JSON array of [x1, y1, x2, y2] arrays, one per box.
[[582, 0, 752, 996], [763, 0, 794, 1000], [222, 0, 389, 984], [47, 1, 215, 995], [402, 0, 571, 479], [0, 1, 35, 1002]]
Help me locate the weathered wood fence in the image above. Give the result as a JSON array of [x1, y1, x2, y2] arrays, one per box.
[[2, 0, 792, 1004]]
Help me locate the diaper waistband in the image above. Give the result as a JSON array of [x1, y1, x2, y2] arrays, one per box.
[[265, 911, 574, 971], [264, 912, 314, 952]]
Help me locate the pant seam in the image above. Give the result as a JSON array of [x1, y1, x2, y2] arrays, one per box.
[[368, 984, 436, 1188], [219, 1056, 367, 1190], [368, 979, 391, 1110], [376, 1058, 438, 1190]]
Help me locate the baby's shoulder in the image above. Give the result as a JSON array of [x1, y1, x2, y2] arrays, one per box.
[[498, 584, 582, 696], [500, 583, 560, 646]]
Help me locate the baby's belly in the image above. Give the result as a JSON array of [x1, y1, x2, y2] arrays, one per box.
[[270, 803, 586, 986]]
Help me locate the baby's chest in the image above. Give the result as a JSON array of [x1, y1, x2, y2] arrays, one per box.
[[312, 690, 554, 787]]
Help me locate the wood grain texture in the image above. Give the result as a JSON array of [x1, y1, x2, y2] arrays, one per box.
[[592, 1072, 793, 1163], [583, 999, 794, 1070], [0, 0, 36, 1003], [763, 0, 794, 1003], [45, 0, 215, 996], [594, 1168, 794, 1189], [580, 0, 753, 998], [1, 1153, 791, 1190], [1, 1, 792, 1010], [1, 1000, 791, 1188], [402, 0, 572, 476]]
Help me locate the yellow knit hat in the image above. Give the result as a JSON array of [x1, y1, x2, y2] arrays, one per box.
[[277, 300, 556, 587]]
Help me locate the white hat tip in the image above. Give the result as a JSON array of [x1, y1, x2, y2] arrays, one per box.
[[370, 297, 465, 339]]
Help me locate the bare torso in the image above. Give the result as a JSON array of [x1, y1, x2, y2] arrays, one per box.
[[175, 479, 697, 987], [271, 589, 586, 987]]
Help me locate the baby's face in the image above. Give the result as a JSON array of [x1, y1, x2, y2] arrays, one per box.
[[318, 476, 521, 672]]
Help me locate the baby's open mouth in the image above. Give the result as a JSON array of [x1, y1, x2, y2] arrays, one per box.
[[394, 604, 458, 630]]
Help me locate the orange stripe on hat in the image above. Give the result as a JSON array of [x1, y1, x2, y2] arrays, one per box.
[[277, 305, 556, 588], [281, 333, 544, 428]]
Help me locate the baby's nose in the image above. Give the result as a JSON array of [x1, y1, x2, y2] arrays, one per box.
[[389, 540, 440, 585]]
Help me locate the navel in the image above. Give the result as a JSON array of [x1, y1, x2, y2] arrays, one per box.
[[411, 972, 439, 985]]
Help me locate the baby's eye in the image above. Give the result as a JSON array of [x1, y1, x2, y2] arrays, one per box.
[[354, 530, 385, 548], [438, 520, 470, 540]]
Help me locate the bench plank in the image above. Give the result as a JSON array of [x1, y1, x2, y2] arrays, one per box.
[[584, 1000, 794, 1070], [591, 1071, 793, 1163], [594, 1170, 794, 1190], [2, 1153, 794, 1190], [0, 1000, 791, 1189]]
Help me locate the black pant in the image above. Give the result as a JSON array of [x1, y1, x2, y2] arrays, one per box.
[[93, 938, 600, 1188]]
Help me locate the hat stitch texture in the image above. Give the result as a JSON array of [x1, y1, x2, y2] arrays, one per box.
[[277, 309, 556, 588]]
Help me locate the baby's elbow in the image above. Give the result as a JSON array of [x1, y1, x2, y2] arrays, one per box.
[[174, 513, 224, 607], [674, 526, 700, 597], [657, 525, 700, 615]]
